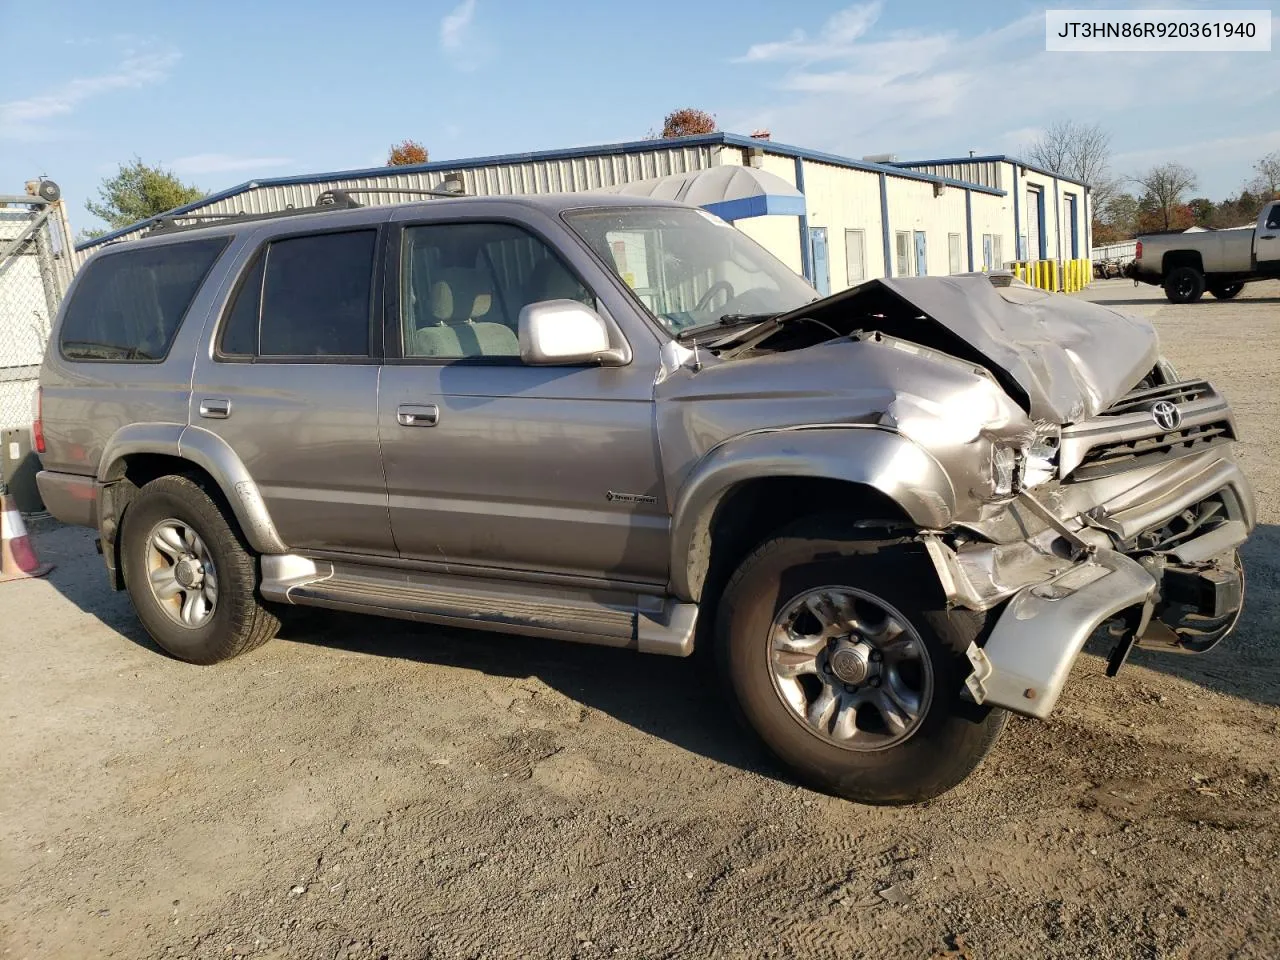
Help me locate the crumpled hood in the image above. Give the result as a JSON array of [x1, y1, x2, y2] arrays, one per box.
[[780, 275, 1159, 423]]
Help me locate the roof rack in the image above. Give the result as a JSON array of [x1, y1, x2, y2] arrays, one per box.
[[145, 182, 469, 237]]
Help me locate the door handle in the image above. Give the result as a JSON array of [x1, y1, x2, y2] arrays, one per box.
[[397, 403, 439, 427], [199, 398, 231, 419], [1262, 234, 1277, 240]]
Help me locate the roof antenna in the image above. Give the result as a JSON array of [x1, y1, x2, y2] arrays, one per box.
[[691, 339, 702, 372]]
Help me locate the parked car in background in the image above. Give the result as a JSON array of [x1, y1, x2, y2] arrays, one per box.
[[1128, 200, 1280, 302], [35, 193, 1256, 804]]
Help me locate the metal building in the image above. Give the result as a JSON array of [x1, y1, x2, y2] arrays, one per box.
[[76, 133, 1092, 296]]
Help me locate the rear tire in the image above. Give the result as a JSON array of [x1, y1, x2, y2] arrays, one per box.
[[121, 474, 279, 664], [1208, 283, 1243, 300], [1163, 266, 1205, 303], [715, 518, 1006, 805]]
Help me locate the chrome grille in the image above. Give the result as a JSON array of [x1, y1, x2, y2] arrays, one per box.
[[1060, 379, 1236, 481]]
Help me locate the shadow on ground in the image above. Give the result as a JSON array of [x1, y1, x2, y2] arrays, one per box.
[[32, 514, 1280, 787], [30, 520, 784, 786]]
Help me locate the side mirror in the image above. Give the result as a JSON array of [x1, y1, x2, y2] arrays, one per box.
[[518, 299, 626, 366]]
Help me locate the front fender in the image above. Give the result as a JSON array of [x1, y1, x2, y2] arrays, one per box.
[[96, 422, 287, 555], [668, 426, 956, 601]]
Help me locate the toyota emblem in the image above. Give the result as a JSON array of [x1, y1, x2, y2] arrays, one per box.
[[1151, 400, 1182, 431]]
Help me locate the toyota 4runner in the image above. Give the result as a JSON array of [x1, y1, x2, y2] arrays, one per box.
[[36, 194, 1255, 804]]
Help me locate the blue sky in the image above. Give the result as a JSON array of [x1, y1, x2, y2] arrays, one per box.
[[2, 0, 1277, 233]]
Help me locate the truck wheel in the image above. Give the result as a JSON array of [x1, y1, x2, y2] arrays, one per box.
[[1208, 283, 1243, 300], [1163, 266, 1205, 303], [715, 519, 1006, 805], [120, 474, 279, 664]]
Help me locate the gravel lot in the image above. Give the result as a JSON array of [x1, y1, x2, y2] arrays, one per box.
[[3, 279, 1277, 960]]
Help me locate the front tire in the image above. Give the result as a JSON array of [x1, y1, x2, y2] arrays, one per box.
[[1208, 283, 1243, 300], [121, 474, 279, 664], [716, 520, 1006, 805], [1164, 266, 1205, 303]]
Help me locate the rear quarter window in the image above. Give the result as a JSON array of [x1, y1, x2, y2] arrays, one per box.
[[59, 237, 229, 362]]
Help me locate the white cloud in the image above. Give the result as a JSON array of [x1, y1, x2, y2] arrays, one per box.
[[440, 0, 476, 51], [731, 6, 1280, 196], [169, 154, 294, 175], [0, 50, 179, 141], [736, 2, 883, 63]]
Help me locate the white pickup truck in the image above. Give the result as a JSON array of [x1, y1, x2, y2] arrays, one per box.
[[1129, 199, 1280, 303]]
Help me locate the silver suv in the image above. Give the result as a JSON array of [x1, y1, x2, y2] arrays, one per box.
[[36, 194, 1255, 804]]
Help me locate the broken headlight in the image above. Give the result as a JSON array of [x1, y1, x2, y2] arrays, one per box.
[[990, 444, 1018, 498]]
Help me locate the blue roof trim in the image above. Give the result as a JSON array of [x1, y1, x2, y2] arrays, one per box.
[[892, 155, 1089, 189], [713, 133, 1006, 197], [703, 193, 806, 222], [78, 131, 1006, 251]]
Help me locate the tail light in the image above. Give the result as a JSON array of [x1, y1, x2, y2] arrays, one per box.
[[33, 386, 46, 454], [1135, 241, 1143, 260]]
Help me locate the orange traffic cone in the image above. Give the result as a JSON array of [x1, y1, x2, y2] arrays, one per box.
[[0, 489, 53, 582]]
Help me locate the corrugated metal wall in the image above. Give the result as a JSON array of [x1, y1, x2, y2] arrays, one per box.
[[898, 160, 1003, 191], [99, 145, 718, 245]]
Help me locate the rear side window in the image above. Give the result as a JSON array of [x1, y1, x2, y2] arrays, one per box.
[[219, 230, 375, 358], [60, 237, 228, 362]]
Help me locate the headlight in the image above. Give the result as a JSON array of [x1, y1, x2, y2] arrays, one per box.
[[1022, 423, 1060, 488], [990, 444, 1018, 498], [986, 423, 1059, 500]]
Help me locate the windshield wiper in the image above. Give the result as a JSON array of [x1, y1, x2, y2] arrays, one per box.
[[675, 313, 780, 342]]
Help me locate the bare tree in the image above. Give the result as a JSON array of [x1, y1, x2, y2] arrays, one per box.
[[1023, 119, 1112, 188], [1247, 150, 1280, 199], [1131, 162, 1198, 231]]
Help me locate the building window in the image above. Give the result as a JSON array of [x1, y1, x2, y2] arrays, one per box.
[[844, 229, 866, 287], [894, 231, 913, 277], [947, 233, 963, 274]]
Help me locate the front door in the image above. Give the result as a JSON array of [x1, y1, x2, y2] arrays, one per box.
[[914, 231, 927, 276], [377, 218, 668, 585], [189, 224, 395, 555], [1026, 188, 1044, 260], [1257, 202, 1280, 273], [1065, 194, 1079, 258], [808, 227, 830, 296]]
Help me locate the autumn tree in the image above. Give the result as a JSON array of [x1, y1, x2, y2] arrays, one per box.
[[661, 107, 717, 139], [387, 139, 429, 166], [1130, 162, 1198, 232], [1092, 192, 1139, 244], [85, 159, 204, 230]]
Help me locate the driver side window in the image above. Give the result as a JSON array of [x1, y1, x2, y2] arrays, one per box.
[[1267, 205, 1280, 230], [401, 222, 594, 360]]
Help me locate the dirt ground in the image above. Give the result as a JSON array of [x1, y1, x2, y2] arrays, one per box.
[[2, 279, 1278, 960]]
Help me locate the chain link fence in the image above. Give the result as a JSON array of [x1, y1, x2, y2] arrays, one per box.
[[1, 186, 76, 433], [2, 184, 79, 511]]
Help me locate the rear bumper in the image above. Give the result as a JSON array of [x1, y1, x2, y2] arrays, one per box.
[[35, 470, 98, 528]]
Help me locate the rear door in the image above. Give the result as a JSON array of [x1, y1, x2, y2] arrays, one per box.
[[189, 218, 395, 556]]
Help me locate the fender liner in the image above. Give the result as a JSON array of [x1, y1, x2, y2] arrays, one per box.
[[668, 425, 956, 601], [96, 422, 287, 555]]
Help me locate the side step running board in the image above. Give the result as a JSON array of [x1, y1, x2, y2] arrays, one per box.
[[260, 555, 697, 657]]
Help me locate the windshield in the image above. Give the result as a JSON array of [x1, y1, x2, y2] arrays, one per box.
[[563, 206, 818, 334]]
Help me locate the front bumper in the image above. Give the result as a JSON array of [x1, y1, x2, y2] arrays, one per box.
[[931, 454, 1254, 720]]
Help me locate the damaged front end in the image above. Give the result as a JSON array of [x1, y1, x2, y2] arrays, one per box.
[[922, 373, 1254, 719]]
